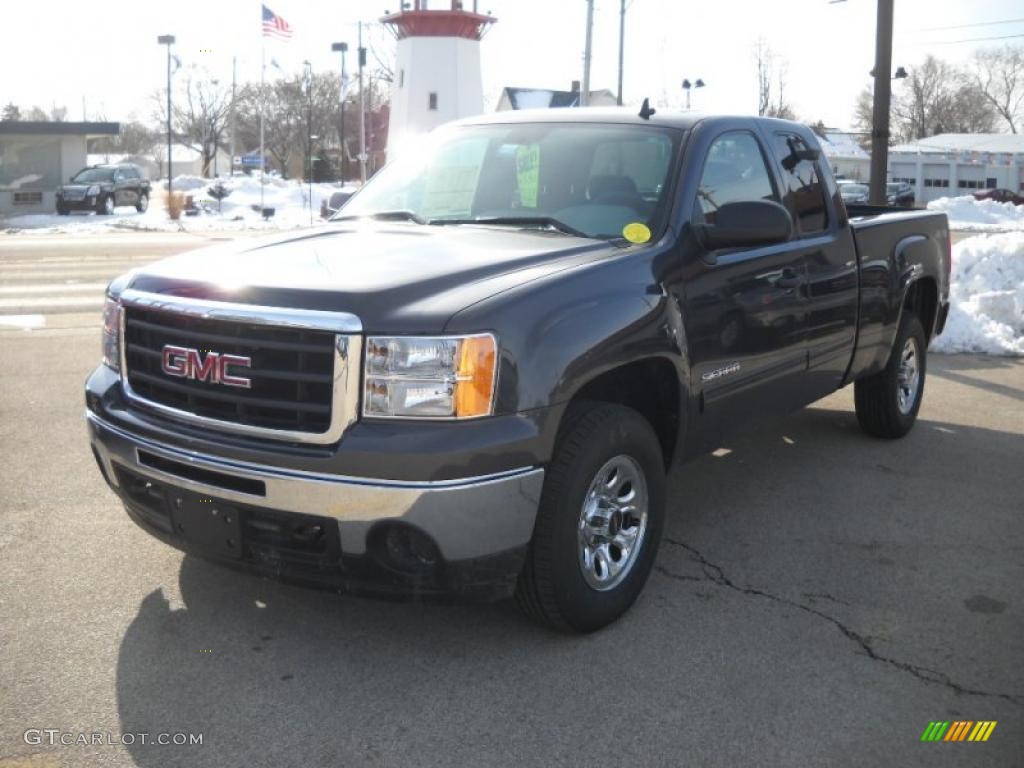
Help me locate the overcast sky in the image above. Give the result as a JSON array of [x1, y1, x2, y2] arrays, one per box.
[[3, 0, 1023, 129]]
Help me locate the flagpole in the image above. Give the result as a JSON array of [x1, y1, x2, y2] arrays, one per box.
[[260, 30, 266, 213]]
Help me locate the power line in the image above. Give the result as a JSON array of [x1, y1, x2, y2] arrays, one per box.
[[915, 17, 1024, 32], [929, 32, 1024, 45]]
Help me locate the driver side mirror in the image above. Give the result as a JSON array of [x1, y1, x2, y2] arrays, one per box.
[[693, 200, 793, 253]]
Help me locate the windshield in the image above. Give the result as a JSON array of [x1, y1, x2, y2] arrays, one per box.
[[338, 122, 683, 240], [71, 168, 115, 183], [842, 184, 869, 196], [886, 183, 903, 194]]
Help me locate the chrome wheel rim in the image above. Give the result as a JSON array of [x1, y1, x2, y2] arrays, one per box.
[[104, 196, 114, 214], [577, 455, 649, 592], [897, 336, 920, 415], [138, 195, 148, 212]]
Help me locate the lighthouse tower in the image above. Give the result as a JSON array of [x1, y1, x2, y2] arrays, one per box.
[[381, 1, 495, 155]]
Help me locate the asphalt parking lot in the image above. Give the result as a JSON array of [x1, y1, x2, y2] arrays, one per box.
[[1, 233, 1022, 767]]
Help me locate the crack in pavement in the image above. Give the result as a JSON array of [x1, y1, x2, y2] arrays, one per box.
[[658, 537, 1022, 706]]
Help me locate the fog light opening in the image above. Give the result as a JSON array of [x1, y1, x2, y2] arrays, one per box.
[[375, 523, 442, 574]]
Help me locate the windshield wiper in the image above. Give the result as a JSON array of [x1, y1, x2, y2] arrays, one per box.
[[429, 216, 591, 238], [333, 210, 427, 225]]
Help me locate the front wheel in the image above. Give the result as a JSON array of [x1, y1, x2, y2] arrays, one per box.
[[516, 402, 665, 632], [97, 194, 115, 215], [855, 311, 927, 438], [136, 193, 149, 213]]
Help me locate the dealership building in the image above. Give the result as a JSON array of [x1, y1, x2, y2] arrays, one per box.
[[888, 133, 1024, 205], [0, 121, 120, 216]]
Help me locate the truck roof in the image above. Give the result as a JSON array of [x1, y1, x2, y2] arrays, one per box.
[[456, 108, 809, 134]]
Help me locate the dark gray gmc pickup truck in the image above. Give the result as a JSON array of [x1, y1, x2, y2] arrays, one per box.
[[86, 109, 950, 631]]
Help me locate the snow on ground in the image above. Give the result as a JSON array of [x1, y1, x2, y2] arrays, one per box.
[[927, 195, 1024, 233], [932, 232, 1024, 356], [0, 175, 353, 235]]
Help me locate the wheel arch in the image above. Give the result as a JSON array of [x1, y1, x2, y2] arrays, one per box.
[[562, 356, 683, 470]]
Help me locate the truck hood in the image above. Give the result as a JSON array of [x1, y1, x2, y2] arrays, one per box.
[[124, 222, 620, 333]]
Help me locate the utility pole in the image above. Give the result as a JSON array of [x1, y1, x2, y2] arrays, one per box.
[[304, 61, 314, 225], [582, 0, 595, 107], [617, 0, 625, 106], [157, 35, 175, 211], [332, 42, 349, 181], [869, 0, 894, 206], [228, 56, 236, 178], [358, 21, 367, 183]]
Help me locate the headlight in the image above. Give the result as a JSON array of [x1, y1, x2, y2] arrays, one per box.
[[101, 296, 122, 371], [363, 334, 497, 419], [87, 185, 100, 196]]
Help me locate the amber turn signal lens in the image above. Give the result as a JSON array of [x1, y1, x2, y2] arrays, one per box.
[[454, 335, 497, 418]]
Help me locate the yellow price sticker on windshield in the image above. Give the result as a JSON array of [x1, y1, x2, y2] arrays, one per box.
[[622, 222, 652, 244]]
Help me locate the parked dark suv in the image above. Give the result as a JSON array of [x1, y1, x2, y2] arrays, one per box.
[[56, 164, 151, 215]]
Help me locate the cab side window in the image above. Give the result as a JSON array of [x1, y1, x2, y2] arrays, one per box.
[[773, 133, 829, 234], [694, 131, 778, 225]]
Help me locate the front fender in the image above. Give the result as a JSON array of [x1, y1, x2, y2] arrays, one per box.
[[445, 249, 690, 460]]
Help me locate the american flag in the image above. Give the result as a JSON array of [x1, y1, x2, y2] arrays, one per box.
[[262, 5, 293, 40]]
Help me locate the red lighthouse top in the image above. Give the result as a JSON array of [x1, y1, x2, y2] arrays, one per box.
[[381, 1, 496, 41]]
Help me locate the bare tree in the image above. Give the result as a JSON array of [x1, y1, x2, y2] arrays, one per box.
[[1, 103, 19, 121], [973, 44, 1024, 133], [893, 56, 996, 141], [155, 72, 234, 177], [89, 120, 160, 155], [754, 39, 794, 119]]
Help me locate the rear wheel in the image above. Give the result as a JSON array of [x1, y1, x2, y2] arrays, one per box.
[[516, 402, 665, 632], [855, 311, 926, 438], [56, 205, 69, 216]]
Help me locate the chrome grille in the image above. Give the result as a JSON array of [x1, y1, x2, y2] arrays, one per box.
[[118, 290, 362, 444]]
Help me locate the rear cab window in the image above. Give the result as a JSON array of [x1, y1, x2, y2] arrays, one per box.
[[771, 133, 830, 235]]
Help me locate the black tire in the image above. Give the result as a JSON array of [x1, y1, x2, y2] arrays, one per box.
[[855, 311, 927, 439], [516, 401, 666, 632], [56, 205, 69, 216], [97, 195, 115, 215], [136, 193, 149, 213]]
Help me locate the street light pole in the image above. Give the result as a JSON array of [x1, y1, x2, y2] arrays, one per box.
[[358, 21, 367, 183], [332, 41, 349, 182], [157, 35, 175, 213], [617, 0, 625, 106], [682, 78, 705, 110], [582, 0, 595, 107], [304, 61, 314, 226], [869, 0, 895, 206]]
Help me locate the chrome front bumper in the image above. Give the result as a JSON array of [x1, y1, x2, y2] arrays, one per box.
[[87, 412, 544, 561]]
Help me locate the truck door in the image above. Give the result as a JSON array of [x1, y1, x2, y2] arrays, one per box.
[[768, 131, 858, 394], [678, 128, 811, 437]]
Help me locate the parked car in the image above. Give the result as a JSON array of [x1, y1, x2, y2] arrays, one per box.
[[839, 182, 870, 204], [973, 188, 1024, 206], [86, 111, 950, 631], [887, 182, 915, 208], [56, 164, 151, 215], [319, 186, 359, 218]]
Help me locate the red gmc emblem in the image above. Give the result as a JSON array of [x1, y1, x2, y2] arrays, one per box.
[[161, 345, 252, 389]]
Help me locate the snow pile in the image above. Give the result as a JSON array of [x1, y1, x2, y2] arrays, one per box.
[[927, 196, 1024, 233], [1, 175, 355, 235], [932, 232, 1024, 356]]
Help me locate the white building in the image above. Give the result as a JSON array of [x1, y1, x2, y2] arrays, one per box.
[[0, 121, 119, 216], [382, 1, 495, 155], [888, 133, 1024, 205], [818, 130, 871, 182]]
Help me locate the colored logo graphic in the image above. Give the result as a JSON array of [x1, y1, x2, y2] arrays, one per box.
[[921, 721, 997, 742]]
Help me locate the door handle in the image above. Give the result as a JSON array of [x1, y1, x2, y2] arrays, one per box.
[[776, 269, 803, 290]]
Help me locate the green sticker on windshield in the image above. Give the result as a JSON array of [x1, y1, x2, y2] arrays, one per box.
[[623, 222, 651, 244], [516, 144, 540, 208]]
